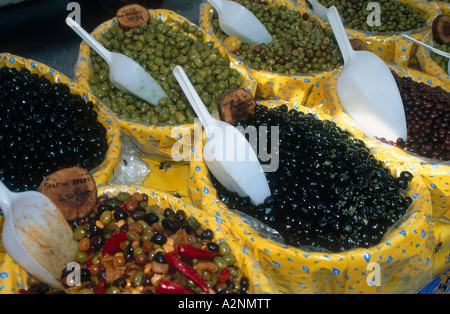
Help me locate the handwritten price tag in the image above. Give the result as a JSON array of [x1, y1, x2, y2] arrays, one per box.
[[38, 167, 97, 221], [218, 88, 257, 125], [116, 4, 150, 31]]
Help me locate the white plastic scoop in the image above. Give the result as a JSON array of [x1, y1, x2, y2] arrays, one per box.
[[173, 66, 271, 205], [208, 0, 273, 45], [0, 181, 78, 289], [401, 34, 450, 75], [66, 17, 168, 106], [307, 0, 329, 21], [327, 6, 407, 142]]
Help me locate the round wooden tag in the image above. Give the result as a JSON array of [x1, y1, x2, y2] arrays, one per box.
[[38, 167, 97, 221], [116, 4, 150, 31], [218, 88, 257, 125]]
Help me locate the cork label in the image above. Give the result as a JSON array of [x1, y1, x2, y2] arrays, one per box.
[[116, 4, 150, 31], [38, 167, 97, 221]]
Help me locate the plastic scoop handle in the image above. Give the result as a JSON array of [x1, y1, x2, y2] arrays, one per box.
[[401, 34, 450, 59], [327, 6, 355, 66], [66, 17, 112, 63], [172, 66, 215, 131]]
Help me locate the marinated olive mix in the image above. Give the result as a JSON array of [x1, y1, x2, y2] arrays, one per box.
[[378, 72, 450, 161], [212, 104, 414, 253], [25, 192, 249, 294], [89, 18, 242, 124], [317, 0, 427, 32], [0, 67, 108, 192], [211, 1, 344, 74]]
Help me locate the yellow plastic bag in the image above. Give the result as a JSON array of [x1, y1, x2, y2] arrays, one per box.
[[1, 185, 280, 294], [297, 0, 439, 68], [416, 3, 450, 85], [75, 9, 256, 159], [0, 53, 121, 293], [324, 64, 450, 218], [187, 101, 434, 294]]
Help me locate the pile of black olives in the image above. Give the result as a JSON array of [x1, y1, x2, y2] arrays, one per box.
[[0, 67, 108, 192], [379, 71, 450, 161], [212, 104, 414, 252]]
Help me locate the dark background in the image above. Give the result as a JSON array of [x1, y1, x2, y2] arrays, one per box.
[[0, 0, 204, 78]]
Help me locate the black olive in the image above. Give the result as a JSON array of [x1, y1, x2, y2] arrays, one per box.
[[162, 218, 182, 232], [153, 251, 167, 264], [151, 232, 167, 245], [143, 212, 160, 225], [207, 242, 220, 252], [97, 203, 112, 215], [91, 235, 106, 251], [201, 229, 214, 240]]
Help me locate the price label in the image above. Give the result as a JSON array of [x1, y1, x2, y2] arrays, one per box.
[[38, 167, 97, 221]]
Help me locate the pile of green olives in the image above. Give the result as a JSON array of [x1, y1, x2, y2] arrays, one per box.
[[211, 1, 344, 75], [89, 18, 243, 124], [317, 0, 427, 33]]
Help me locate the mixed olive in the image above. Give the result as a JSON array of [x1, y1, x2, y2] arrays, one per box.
[[378, 71, 450, 161], [25, 192, 249, 294], [211, 1, 344, 74], [212, 104, 414, 253], [88, 17, 242, 124], [0, 66, 108, 192], [317, 0, 427, 32]]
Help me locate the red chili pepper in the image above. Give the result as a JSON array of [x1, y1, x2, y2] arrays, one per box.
[[19, 289, 36, 294], [156, 279, 195, 294], [94, 281, 106, 294], [218, 268, 231, 283], [102, 232, 127, 256], [176, 243, 219, 259], [165, 251, 209, 294]]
